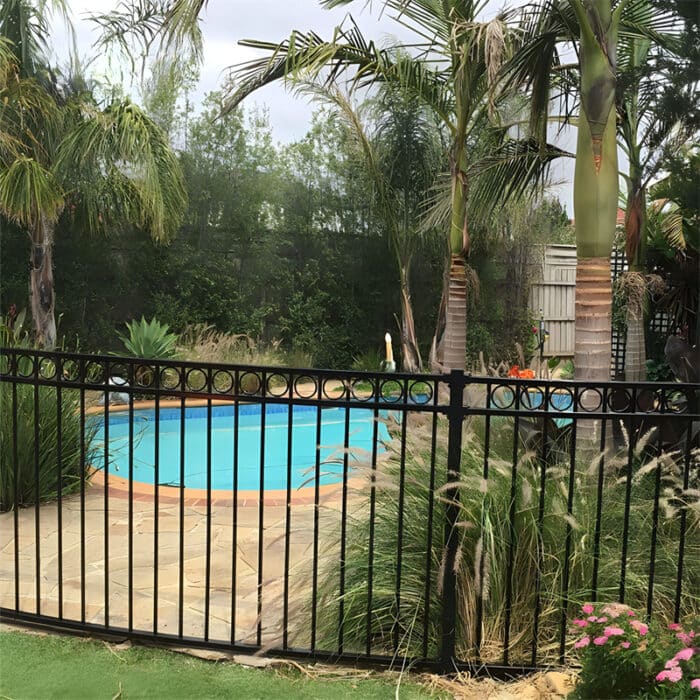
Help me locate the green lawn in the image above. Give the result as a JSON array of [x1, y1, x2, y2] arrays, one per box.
[[0, 630, 442, 700]]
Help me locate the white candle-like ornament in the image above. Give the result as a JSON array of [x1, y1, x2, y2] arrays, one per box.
[[385, 332, 394, 364]]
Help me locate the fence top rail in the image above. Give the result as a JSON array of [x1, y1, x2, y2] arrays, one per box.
[[1, 346, 698, 389]]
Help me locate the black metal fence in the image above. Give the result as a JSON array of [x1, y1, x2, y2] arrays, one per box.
[[1, 348, 698, 676]]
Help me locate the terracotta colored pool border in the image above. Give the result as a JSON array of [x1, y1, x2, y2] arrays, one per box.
[[86, 397, 360, 507]]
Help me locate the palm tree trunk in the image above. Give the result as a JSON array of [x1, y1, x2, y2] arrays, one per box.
[[29, 217, 56, 349], [442, 147, 469, 371], [625, 309, 646, 382], [623, 185, 648, 381], [443, 254, 468, 371], [398, 265, 422, 373], [574, 257, 612, 382], [570, 0, 622, 441]]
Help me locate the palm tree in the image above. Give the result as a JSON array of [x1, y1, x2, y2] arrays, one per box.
[[118, 0, 512, 371], [240, 5, 514, 372], [306, 83, 443, 371], [0, 1, 186, 348], [617, 3, 697, 381], [505, 0, 683, 384]]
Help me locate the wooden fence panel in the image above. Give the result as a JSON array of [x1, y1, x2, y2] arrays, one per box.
[[529, 245, 576, 357]]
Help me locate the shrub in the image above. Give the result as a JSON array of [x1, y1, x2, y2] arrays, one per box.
[[570, 603, 700, 699], [177, 323, 312, 369], [116, 317, 179, 360], [0, 375, 98, 511]]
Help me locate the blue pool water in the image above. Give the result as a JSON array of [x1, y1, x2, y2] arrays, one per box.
[[94, 404, 392, 491]]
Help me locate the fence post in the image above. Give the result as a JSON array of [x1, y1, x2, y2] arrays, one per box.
[[440, 369, 466, 673]]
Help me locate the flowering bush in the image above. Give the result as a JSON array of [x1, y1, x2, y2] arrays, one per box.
[[570, 603, 699, 698]]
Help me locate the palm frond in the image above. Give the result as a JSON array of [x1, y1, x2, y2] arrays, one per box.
[[223, 20, 453, 125], [502, 0, 578, 142], [468, 138, 572, 222], [649, 199, 687, 251], [55, 99, 186, 242], [0, 156, 63, 230], [89, 0, 204, 90]]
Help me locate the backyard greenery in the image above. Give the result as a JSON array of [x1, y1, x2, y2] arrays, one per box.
[[0, 631, 441, 699], [0, 373, 97, 511], [314, 414, 700, 663], [0, 1, 698, 696]]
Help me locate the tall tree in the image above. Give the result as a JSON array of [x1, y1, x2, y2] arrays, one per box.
[[112, 0, 512, 371], [504, 0, 681, 384], [0, 1, 186, 347], [233, 4, 513, 371], [306, 83, 443, 371], [617, 1, 697, 381]]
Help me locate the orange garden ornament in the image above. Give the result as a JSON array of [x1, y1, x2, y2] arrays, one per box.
[[508, 366, 535, 379]]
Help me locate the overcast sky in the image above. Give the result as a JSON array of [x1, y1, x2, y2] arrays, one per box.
[[55, 0, 574, 212]]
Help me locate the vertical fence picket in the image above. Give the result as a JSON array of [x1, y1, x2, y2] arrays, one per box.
[[558, 387, 579, 664], [531, 386, 550, 666], [128, 372, 135, 634], [421, 388, 440, 660], [33, 367, 40, 615], [440, 370, 465, 673], [674, 419, 693, 621], [256, 371, 266, 647], [365, 384, 380, 658], [12, 380, 20, 612], [282, 377, 293, 650], [56, 377, 63, 619], [338, 386, 351, 654]]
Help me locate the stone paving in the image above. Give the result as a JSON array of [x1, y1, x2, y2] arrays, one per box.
[[0, 480, 349, 648]]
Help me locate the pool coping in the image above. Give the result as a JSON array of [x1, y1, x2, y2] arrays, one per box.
[[86, 397, 367, 507], [88, 469, 355, 507]]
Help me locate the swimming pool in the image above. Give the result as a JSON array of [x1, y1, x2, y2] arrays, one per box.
[[94, 403, 392, 491]]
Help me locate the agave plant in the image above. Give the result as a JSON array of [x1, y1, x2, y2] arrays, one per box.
[[116, 317, 179, 360]]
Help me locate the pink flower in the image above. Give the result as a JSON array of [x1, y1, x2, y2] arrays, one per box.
[[604, 626, 624, 637], [572, 619, 588, 628], [690, 678, 700, 690], [656, 667, 683, 683], [677, 632, 694, 646], [574, 636, 590, 649], [593, 636, 609, 646], [620, 642, 631, 649], [668, 623, 682, 631], [669, 667, 683, 683], [581, 604, 594, 614], [597, 617, 608, 623], [674, 647, 695, 662], [630, 620, 648, 636], [665, 659, 679, 669], [587, 616, 598, 622], [627, 610, 635, 616]]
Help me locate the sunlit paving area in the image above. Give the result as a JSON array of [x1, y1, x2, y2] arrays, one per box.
[[0, 479, 348, 646]]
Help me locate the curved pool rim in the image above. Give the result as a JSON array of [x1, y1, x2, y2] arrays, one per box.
[[87, 397, 377, 506]]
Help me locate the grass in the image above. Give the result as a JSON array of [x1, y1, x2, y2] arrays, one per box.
[[0, 630, 443, 700], [313, 414, 700, 664], [0, 380, 98, 511], [177, 324, 312, 369]]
